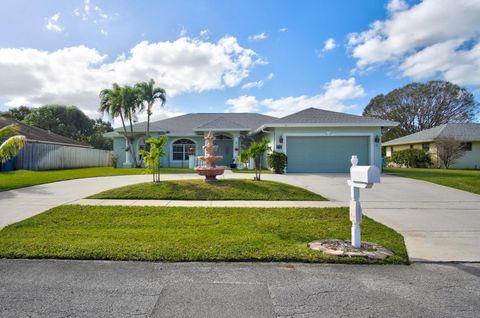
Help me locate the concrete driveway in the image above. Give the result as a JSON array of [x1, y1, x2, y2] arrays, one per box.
[[1, 172, 479, 262]]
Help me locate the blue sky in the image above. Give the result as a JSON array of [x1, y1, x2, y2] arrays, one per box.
[[0, 0, 478, 122]]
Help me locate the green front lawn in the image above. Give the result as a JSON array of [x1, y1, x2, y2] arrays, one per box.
[[89, 179, 326, 201], [0, 205, 407, 264], [0, 167, 194, 192], [384, 167, 480, 195]]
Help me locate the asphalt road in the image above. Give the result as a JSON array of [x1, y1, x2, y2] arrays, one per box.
[[1, 259, 479, 317]]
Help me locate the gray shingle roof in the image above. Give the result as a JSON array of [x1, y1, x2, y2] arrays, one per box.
[[194, 116, 249, 130], [383, 123, 480, 146], [115, 113, 277, 136], [260, 107, 398, 128]]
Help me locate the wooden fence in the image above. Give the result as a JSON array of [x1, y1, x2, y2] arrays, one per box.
[[15, 142, 113, 171]]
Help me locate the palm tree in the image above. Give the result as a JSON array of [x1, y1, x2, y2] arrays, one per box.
[[99, 83, 138, 167], [120, 85, 144, 167], [135, 79, 167, 138], [0, 124, 26, 163]]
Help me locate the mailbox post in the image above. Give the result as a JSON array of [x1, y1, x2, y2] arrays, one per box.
[[348, 155, 380, 248]]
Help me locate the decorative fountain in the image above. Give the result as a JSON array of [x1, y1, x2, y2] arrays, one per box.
[[195, 131, 225, 181]]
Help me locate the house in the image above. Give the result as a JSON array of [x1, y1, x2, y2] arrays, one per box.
[[383, 123, 480, 169], [0, 116, 112, 171], [107, 107, 397, 173]]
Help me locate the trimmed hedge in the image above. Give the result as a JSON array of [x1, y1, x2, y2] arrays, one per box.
[[390, 149, 432, 168]]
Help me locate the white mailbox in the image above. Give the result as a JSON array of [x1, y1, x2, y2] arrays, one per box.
[[350, 165, 380, 187], [348, 155, 381, 248]]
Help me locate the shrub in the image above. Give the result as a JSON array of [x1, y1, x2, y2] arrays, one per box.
[[110, 154, 118, 168], [391, 149, 432, 168], [267, 151, 288, 174]]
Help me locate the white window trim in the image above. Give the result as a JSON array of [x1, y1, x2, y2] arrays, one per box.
[[170, 138, 198, 162], [283, 132, 375, 166]]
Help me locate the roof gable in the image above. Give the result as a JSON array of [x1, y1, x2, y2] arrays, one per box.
[[194, 116, 249, 130], [260, 107, 398, 128]]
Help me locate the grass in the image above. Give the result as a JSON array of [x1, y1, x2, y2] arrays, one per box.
[[0, 205, 408, 264], [384, 167, 480, 195], [89, 179, 326, 201], [0, 167, 194, 192], [232, 169, 272, 174]]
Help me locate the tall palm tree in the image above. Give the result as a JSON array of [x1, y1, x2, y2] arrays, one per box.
[[120, 85, 144, 167], [0, 124, 26, 163], [135, 79, 167, 138], [99, 83, 138, 167]]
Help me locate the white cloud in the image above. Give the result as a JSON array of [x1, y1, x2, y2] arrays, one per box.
[[0, 36, 263, 116], [267, 73, 274, 80], [322, 38, 337, 51], [199, 29, 210, 39], [261, 78, 365, 117], [241, 80, 264, 89], [249, 32, 268, 41], [74, 0, 111, 22], [279, 28, 287, 32], [348, 0, 480, 86], [100, 28, 108, 36], [225, 95, 259, 113], [387, 0, 408, 14], [226, 78, 365, 117], [45, 13, 63, 32]]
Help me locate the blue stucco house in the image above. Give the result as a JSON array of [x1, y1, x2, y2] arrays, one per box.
[[106, 107, 397, 173]]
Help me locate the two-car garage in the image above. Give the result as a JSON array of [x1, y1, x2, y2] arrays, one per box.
[[285, 136, 371, 173]]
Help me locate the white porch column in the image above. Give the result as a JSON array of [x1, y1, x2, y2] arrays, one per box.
[[123, 139, 133, 168], [232, 132, 240, 164]]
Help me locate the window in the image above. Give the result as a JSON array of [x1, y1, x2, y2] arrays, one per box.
[[462, 142, 473, 151], [410, 144, 414, 149], [422, 143, 430, 151], [172, 139, 196, 160]]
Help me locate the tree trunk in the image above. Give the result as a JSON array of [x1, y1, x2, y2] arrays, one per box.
[[258, 155, 262, 181], [128, 112, 138, 167], [119, 112, 136, 168]]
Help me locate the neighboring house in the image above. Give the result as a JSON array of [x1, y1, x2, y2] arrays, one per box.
[[383, 123, 480, 169], [107, 107, 397, 173], [0, 116, 112, 171]]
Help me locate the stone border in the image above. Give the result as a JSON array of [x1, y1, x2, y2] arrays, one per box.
[[308, 239, 394, 260]]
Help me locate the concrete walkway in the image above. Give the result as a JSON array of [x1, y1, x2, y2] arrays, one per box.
[[1, 171, 480, 262], [1, 259, 479, 317]]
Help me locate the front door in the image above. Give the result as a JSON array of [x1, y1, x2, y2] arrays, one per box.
[[215, 137, 233, 166]]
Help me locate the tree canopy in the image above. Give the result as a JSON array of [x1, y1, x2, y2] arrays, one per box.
[[363, 81, 478, 141], [4, 105, 113, 150]]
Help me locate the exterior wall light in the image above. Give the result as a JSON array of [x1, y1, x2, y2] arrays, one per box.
[[374, 135, 380, 143], [279, 136, 284, 143]]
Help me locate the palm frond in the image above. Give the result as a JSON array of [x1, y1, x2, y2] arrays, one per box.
[[0, 124, 20, 140], [0, 135, 26, 163]]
